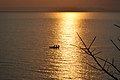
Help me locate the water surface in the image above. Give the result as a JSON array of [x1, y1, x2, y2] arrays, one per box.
[[0, 12, 120, 80]]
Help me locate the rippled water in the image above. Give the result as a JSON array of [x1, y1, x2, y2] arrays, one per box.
[[0, 12, 120, 80]]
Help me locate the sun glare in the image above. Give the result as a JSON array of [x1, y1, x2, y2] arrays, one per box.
[[49, 12, 87, 79], [57, 12, 83, 79]]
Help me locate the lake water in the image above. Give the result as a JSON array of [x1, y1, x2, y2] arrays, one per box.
[[0, 12, 120, 80]]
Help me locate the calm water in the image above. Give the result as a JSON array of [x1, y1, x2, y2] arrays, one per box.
[[0, 12, 120, 80]]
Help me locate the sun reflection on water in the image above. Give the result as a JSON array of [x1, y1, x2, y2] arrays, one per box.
[[56, 13, 83, 79], [46, 12, 100, 80]]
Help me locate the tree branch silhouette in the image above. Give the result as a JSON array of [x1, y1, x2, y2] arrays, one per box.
[[76, 32, 120, 80]]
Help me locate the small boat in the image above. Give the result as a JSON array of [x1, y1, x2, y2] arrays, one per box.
[[49, 45, 60, 49]]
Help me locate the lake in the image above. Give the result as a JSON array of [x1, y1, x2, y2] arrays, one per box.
[[0, 12, 120, 80]]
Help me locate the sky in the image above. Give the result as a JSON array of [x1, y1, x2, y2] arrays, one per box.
[[0, 0, 120, 11]]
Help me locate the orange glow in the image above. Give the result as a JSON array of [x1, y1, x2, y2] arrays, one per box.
[[55, 12, 84, 79]]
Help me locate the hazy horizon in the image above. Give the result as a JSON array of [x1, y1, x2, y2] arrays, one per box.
[[0, 7, 120, 12], [0, 0, 120, 12]]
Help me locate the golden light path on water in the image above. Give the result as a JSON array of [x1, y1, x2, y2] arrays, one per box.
[[46, 12, 100, 80], [58, 13, 80, 79], [55, 12, 84, 80]]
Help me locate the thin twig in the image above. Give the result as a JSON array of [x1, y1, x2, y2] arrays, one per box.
[[88, 36, 96, 49], [96, 56, 120, 74], [114, 24, 120, 29], [103, 58, 107, 68], [112, 58, 114, 65], [111, 40, 120, 51], [118, 38, 120, 42], [77, 32, 87, 49], [77, 33, 119, 80], [93, 51, 102, 56], [91, 48, 96, 53], [84, 62, 102, 71]]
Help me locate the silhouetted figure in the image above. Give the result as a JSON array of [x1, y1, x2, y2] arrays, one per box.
[[49, 45, 60, 49]]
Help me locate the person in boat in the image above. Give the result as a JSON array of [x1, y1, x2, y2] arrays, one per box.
[[49, 45, 60, 48]]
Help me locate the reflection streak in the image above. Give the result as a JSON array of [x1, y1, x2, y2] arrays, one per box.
[[57, 13, 82, 79], [43, 12, 100, 80]]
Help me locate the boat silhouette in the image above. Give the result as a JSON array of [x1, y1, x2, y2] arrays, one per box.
[[49, 45, 60, 49]]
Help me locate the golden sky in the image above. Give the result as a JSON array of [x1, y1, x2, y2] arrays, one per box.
[[0, 0, 120, 11]]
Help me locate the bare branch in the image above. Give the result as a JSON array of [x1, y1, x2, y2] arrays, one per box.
[[93, 51, 102, 56], [103, 59, 108, 68], [70, 44, 80, 48], [88, 36, 96, 49], [113, 24, 120, 29], [107, 65, 110, 71], [114, 71, 120, 75], [91, 48, 96, 53], [84, 62, 102, 71], [77, 32, 87, 49], [111, 40, 120, 51], [96, 56, 120, 74], [118, 38, 120, 42], [76, 33, 119, 80], [112, 58, 114, 65]]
